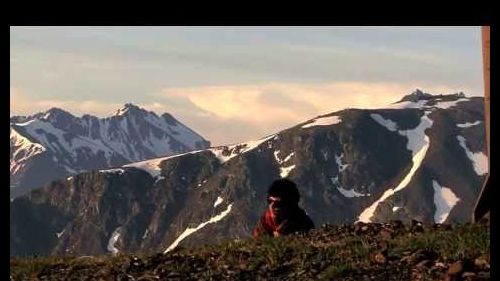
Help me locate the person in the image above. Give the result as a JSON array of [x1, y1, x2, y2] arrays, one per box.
[[252, 178, 314, 238]]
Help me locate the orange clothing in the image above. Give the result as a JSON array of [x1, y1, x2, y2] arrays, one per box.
[[252, 207, 314, 238]]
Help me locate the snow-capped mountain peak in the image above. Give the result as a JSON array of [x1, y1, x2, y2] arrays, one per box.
[[10, 104, 210, 197], [115, 103, 145, 117], [397, 89, 467, 104]]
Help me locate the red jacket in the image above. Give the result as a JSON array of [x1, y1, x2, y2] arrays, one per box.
[[252, 207, 314, 238]]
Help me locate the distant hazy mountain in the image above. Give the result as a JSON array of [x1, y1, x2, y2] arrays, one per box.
[[11, 90, 487, 257], [10, 103, 210, 197]]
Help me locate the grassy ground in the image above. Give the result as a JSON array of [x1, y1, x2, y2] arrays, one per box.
[[10, 221, 489, 280]]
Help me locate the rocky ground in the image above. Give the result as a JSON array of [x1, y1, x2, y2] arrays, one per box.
[[10, 220, 490, 280]]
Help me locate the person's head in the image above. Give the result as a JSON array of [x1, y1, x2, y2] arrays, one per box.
[[267, 179, 300, 219]]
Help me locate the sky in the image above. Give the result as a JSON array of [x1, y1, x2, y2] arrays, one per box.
[[10, 26, 484, 146]]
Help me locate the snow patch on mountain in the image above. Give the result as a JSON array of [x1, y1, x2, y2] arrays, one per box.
[[283, 152, 295, 162], [56, 229, 65, 238], [274, 151, 295, 164], [99, 168, 125, 175], [121, 149, 206, 178], [123, 158, 164, 178], [64, 166, 78, 173], [214, 196, 224, 208], [337, 187, 370, 197], [10, 128, 46, 174], [274, 150, 296, 178], [335, 153, 349, 172], [115, 105, 131, 116], [432, 180, 460, 223], [456, 136, 488, 175], [330, 176, 339, 185], [165, 203, 233, 253], [145, 133, 172, 157], [302, 115, 341, 128], [358, 113, 433, 223], [386, 97, 469, 110], [456, 121, 482, 128], [143, 113, 205, 150], [273, 150, 281, 163], [431, 98, 470, 109], [392, 206, 401, 212], [107, 227, 121, 254], [210, 135, 275, 163], [387, 100, 428, 109], [18, 119, 116, 161], [280, 165, 296, 178], [370, 114, 398, 132]]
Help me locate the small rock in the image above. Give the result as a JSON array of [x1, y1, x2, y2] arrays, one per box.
[[378, 228, 393, 240], [411, 219, 422, 226], [391, 219, 403, 226], [416, 259, 433, 268], [403, 249, 438, 265], [462, 271, 476, 278], [477, 271, 490, 279], [474, 257, 490, 270], [448, 261, 464, 275], [412, 226, 424, 233], [435, 262, 447, 268], [400, 255, 411, 264], [167, 272, 182, 278], [436, 223, 452, 231], [443, 224, 452, 230], [374, 252, 387, 264]]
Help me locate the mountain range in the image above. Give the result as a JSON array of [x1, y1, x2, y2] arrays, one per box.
[[10, 90, 487, 257], [10, 103, 210, 198]]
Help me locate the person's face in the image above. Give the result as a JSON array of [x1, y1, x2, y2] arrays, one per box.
[[268, 196, 288, 219]]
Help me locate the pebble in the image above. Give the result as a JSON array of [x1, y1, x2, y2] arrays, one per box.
[[416, 259, 432, 268], [374, 252, 387, 264], [477, 271, 490, 279], [447, 261, 464, 275], [461, 271, 476, 278], [378, 228, 393, 240], [474, 257, 490, 270]]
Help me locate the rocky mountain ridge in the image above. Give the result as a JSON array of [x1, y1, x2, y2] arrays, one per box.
[[10, 91, 487, 257]]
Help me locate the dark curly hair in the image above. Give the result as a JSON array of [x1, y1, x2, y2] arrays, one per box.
[[267, 178, 300, 205]]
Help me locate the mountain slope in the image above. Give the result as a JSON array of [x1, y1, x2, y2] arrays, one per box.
[[10, 91, 487, 257], [10, 104, 210, 197]]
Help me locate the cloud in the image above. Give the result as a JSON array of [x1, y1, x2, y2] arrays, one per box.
[[11, 81, 481, 146], [155, 81, 477, 145], [160, 81, 473, 119], [11, 27, 483, 91], [10, 87, 123, 117], [10, 87, 31, 115]]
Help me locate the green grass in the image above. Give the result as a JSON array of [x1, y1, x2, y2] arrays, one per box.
[[10, 223, 489, 280], [319, 263, 357, 280], [389, 224, 490, 261]]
